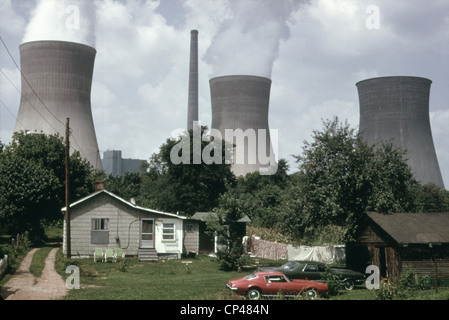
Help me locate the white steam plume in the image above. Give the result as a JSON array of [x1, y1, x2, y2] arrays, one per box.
[[204, 0, 304, 79], [22, 0, 96, 47]]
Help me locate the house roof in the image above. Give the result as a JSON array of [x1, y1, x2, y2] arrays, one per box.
[[61, 189, 188, 220], [192, 212, 251, 223], [366, 211, 449, 245]]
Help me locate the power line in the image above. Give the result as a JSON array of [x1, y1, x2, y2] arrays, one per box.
[[0, 35, 65, 128]]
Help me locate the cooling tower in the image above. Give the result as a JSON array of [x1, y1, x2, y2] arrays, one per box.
[[210, 75, 277, 176], [14, 40, 102, 170], [357, 76, 444, 188], [187, 30, 199, 131]]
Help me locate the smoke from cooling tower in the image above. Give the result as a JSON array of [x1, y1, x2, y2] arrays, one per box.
[[22, 0, 96, 47], [204, 0, 303, 79]]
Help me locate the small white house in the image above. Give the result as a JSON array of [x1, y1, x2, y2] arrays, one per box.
[[61, 189, 194, 260]]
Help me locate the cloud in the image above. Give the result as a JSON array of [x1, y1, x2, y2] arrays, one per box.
[[22, 0, 96, 47], [0, 0, 27, 38], [204, 0, 305, 79], [2, 0, 449, 187]]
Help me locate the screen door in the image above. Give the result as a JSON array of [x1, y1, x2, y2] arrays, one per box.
[[141, 219, 154, 248]]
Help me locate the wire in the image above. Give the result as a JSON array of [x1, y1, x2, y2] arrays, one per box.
[[0, 35, 101, 165]]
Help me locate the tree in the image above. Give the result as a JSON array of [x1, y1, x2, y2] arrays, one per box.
[[206, 193, 248, 271], [277, 117, 418, 243], [217, 158, 290, 228], [104, 172, 142, 202], [139, 126, 235, 215], [0, 132, 96, 240], [413, 183, 449, 212]]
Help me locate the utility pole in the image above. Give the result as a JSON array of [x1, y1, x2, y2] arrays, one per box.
[[65, 118, 71, 257]]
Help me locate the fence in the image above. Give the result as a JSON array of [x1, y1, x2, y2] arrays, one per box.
[[0, 254, 8, 277]]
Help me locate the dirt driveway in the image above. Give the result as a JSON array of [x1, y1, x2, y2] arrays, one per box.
[[1, 247, 68, 300]]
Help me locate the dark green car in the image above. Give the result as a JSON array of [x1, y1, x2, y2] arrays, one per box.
[[259, 261, 366, 290]]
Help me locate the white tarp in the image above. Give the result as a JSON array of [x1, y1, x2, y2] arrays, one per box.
[[248, 237, 346, 264], [287, 244, 346, 264]]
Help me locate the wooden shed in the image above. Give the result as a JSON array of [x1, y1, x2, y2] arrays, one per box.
[[62, 190, 197, 260], [347, 211, 449, 285]]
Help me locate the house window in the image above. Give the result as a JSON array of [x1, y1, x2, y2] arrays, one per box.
[[91, 218, 109, 244], [92, 218, 109, 231], [162, 223, 175, 241]]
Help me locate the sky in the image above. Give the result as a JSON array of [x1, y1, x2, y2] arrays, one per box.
[[1, 0, 449, 186]]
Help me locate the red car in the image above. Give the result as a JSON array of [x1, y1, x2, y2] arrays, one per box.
[[226, 271, 328, 300]]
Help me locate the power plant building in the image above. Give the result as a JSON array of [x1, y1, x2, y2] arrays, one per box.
[[102, 150, 145, 176], [357, 76, 444, 188], [14, 40, 102, 170], [210, 75, 277, 176]]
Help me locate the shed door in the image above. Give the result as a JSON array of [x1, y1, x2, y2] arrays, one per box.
[[141, 219, 154, 248]]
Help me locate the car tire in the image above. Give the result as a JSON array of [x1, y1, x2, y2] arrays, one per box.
[[303, 288, 318, 300], [344, 279, 355, 290], [246, 288, 262, 300]]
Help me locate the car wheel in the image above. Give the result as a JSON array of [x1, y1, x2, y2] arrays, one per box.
[[303, 288, 318, 300], [344, 279, 355, 290], [246, 288, 262, 300]]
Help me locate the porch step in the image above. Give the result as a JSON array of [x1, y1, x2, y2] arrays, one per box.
[[138, 248, 158, 262]]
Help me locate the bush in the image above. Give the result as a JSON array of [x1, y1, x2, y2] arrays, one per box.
[[374, 269, 429, 300], [321, 269, 345, 296], [216, 246, 248, 271], [397, 268, 429, 291]]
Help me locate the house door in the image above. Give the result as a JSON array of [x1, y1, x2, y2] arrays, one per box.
[[141, 219, 154, 248]]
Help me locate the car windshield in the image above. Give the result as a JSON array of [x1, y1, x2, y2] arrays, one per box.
[[282, 261, 300, 270], [243, 274, 258, 280]]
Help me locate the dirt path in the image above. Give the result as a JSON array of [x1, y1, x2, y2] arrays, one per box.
[[1, 247, 68, 300]]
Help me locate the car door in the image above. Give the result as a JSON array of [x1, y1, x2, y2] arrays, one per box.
[[302, 263, 321, 280], [264, 275, 295, 295]]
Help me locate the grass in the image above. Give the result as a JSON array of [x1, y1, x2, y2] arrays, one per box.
[[56, 251, 246, 300], [29, 247, 53, 277], [52, 249, 449, 300]]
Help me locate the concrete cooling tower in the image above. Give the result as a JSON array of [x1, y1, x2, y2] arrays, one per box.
[[14, 40, 102, 170], [356, 76, 444, 188], [210, 75, 277, 176]]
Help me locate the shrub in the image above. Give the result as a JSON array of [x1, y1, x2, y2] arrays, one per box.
[[397, 268, 429, 291], [374, 279, 400, 300], [321, 269, 345, 296], [374, 269, 429, 300]]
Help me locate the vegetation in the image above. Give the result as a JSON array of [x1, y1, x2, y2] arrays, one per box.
[[0, 132, 98, 241], [276, 117, 419, 244], [3, 118, 449, 298], [29, 246, 53, 277], [374, 268, 430, 300], [137, 126, 235, 216], [49, 249, 448, 300]]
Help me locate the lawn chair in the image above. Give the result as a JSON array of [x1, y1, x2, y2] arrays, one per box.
[[114, 248, 125, 262], [104, 248, 114, 262], [94, 248, 103, 262]]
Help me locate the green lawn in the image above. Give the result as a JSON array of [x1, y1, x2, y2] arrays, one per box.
[[57, 251, 246, 300], [53, 249, 449, 300]]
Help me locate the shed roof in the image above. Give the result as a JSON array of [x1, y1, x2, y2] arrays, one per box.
[[366, 211, 449, 245], [192, 212, 251, 223], [61, 189, 188, 220]]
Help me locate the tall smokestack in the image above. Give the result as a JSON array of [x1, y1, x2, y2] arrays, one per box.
[[187, 30, 199, 131], [210, 75, 277, 176], [14, 40, 102, 170], [357, 76, 444, 188]]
